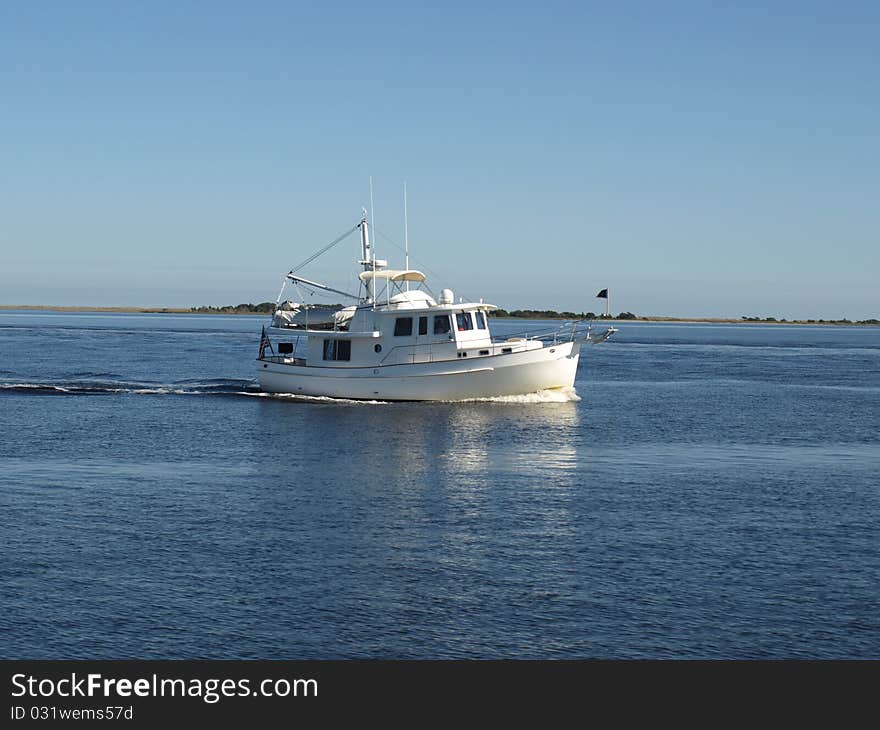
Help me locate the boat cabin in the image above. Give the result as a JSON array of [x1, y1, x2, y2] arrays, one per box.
[[265, 214, 544, 368], [291, 287, 521, 367]]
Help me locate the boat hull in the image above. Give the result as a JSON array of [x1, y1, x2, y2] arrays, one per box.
[[257, 341, 581, 401]]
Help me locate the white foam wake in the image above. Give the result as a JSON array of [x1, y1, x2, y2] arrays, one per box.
[[1, 380, 578, 405], [0, 380, 259, 396], [246, 388, 579, 405], [250, 392, 389, 405], [451, 387, 581, 404]]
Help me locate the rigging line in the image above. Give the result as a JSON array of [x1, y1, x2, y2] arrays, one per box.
[[372, 225, 478, 301], [291, 283, 345, 305], [287, 274, 360, 300], [370, 226, 444, 283], [289, 223, 360, 274]]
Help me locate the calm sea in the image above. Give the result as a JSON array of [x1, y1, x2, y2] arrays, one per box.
[[1, 311, 878, 659]]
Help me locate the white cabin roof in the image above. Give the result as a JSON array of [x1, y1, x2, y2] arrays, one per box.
[[358, 269, 426, 283], [387, 290, 437, 308]]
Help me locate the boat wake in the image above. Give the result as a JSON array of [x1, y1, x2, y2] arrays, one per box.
[[244, 392, 389, 405], [247, 389, 580, 404], [0, 380, 579, 404], [0, 378, 261, 397], [449, 387, 581, 403]]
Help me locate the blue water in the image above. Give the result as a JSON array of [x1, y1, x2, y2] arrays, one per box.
[[1, 311, 878, 658]]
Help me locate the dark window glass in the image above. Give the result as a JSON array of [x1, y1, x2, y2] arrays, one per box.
[[394, 317, 413, 336], [418, 316, 428, 335], [433, 315, 451, 335], [456, 312, 473, 331], [323, 339, 351, 361], [476, 311, 487, 329]]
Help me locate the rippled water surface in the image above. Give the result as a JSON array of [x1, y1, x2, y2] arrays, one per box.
[[1, 311, 878, 658]]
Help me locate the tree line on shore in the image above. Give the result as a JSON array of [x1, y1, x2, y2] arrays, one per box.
[[189, 302, 878, 325], [492, 309, 637, 320], [189, 302, 638, 319], [191, 302, 276, 314], [739, 316, 880, 325]]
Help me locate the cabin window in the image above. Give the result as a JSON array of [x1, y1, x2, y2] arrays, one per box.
[[394, 317, 413, 336], [433, 315, 451, 335], [456, 312, 473, 331], [476, 311, 488, 329], [418, 316, 428, 335], [323, 339, 351, 361]]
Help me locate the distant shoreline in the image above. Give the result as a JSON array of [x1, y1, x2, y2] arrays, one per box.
[[0, 304, 264, 315], [1, 304, 877, 326]]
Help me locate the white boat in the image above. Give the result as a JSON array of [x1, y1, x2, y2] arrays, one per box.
[[256, 211, 615, 400]]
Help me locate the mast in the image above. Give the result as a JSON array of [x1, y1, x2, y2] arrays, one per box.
[[359, 208, 372, 268], [359, 208, 373, 304]]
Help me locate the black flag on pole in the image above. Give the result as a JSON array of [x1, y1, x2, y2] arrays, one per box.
[[596, 289, 608, 299]]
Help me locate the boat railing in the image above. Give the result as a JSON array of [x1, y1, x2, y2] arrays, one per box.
[[260, 355, 307, 365], [261, 332, 308, 362], [496, 320, 592, 344]]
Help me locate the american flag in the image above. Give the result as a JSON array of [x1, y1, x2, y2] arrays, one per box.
[[259, 325, 274, 358]]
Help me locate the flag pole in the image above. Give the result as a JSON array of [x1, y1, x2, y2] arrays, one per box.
[[595, 288, 609, 318]]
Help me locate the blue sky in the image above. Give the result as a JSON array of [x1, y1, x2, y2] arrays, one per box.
[[1, 1, 877, 318]]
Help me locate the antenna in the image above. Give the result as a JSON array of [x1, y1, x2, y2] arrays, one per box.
[[404, 181, 409, 291], [369, 177, 376, 307], [369, 176, 375, 253]]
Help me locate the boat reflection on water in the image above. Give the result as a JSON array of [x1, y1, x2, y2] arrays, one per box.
[[252, 395, 581, 495], [439, 401, 579, 477], [251, 396, 583, 571]]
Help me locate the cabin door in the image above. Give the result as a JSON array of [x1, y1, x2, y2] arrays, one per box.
[[413, 315, 431, 363], [427, 313, 456, 363]]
